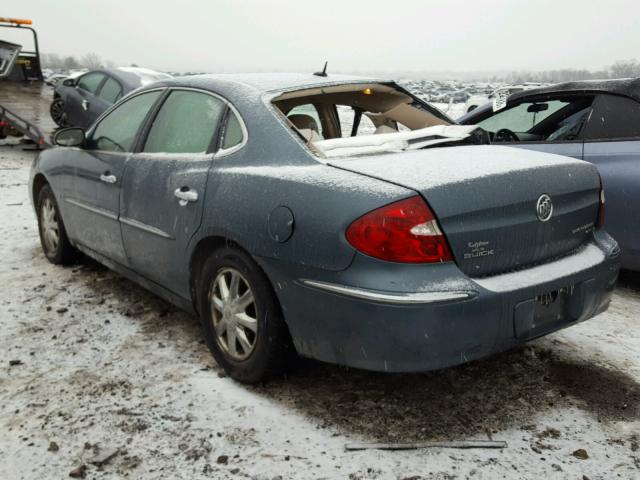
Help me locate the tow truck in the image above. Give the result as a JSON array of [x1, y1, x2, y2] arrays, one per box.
[[0, 17, 56, 148]]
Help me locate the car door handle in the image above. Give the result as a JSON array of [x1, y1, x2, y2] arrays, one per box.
[[174, 187, 198, 206], [100, 173, 117, 184], [82, 100, 89, 111]]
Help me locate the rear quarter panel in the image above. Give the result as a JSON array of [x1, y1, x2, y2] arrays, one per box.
[[583, 140, 640, 269], [197, 154, 412, 272]]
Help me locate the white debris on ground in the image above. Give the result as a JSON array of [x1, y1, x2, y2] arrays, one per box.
[[0, 143, 638, 480]]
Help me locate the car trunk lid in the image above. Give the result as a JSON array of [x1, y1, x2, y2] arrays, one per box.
[[329, 145, 600, 277]]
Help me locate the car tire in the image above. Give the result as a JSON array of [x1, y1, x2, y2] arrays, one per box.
[[198, 246, 294, 383], [50, 98, 68, 127], [36, 184, 77, 265]]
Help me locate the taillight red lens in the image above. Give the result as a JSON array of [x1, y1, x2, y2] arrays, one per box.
[[596, 175, 605, 228], [346, 196, 453, 263]]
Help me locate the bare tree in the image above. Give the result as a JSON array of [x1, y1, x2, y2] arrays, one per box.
[[610, 60, 640, 78], [81, 52, 103, 70], [63, 56, 80, 70], [41, 53, 63, 69]]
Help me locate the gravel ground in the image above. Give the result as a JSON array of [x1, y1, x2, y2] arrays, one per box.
[[1, 143, 639, 480]]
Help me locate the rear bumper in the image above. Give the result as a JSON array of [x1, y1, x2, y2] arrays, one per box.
[[258, 231, 620, 372]]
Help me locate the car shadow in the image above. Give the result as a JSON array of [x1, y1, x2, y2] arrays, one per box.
[[251, 345, 640, 442], [618, 269, 640, 292], [70, 254, 640, 443]]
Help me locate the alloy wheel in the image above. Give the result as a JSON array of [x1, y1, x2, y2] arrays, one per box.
[[209, 268, 258, 360], [40, 198, 60, 254], [50, 99, 68, 126]]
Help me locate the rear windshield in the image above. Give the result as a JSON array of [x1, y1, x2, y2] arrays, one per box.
[[271, 83, 478, 158]]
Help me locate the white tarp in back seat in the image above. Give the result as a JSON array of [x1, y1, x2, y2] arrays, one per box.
[[312, 125, 479, 158]]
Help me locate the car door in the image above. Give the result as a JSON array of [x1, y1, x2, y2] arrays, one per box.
[[119, 89, 227, 294], [582, 94, 640, 268], [66, 72, 106, 128], [90, 75, 123, 125], [471, 95, 595, 160], [63, 89, 163, 265]]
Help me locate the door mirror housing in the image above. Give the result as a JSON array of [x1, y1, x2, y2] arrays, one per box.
[[54, 127, 85, 147], [62, 77, 77, 87]]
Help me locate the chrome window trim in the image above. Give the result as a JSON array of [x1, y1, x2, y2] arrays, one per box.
[[215, 103, 249, 158], [87, 87, 167, 151], [300, 279, 474, 305], [159, 86, 249, 158]]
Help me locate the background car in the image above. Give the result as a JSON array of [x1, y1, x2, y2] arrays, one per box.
[[459, 78, 640, 271], [31, 74, 619, 383], [463, 83, 547, 114], [44, 72, 73, 87], [49, 66, 172, 128]]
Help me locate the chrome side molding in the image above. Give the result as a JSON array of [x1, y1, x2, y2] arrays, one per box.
[[300, 279, 474, 305]]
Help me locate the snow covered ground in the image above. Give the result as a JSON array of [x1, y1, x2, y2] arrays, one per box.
[[1, 143, 639, 479]]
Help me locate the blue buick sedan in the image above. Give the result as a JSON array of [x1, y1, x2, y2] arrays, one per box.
[[31, 74, 620, 382]]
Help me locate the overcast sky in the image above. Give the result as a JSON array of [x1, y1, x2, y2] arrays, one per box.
[[5, 0, 640, 74]]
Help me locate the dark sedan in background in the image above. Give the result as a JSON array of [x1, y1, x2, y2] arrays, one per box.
[[459, 78, 640, 271], [31, 74, 619, 383], [49, 66, 171, 129]]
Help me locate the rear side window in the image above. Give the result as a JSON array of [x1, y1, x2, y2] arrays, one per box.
[[98, 77, 123, 104], [582, 94, 640, 140], [90, 90, 161, 152], [222, 110, 244, 149], [143, 91, 225, 154], [77, 72, 105, 94]]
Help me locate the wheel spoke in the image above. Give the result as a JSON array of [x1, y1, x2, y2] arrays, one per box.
[[226, 326, 238, 356], [229, 272, 240, 299], [235, 290, 254, 311], [236, 327, 252, 354], [215, 318, 227, 337], [211, 294, 224, 312], [235, 312, 257, 332], [217, 274, 230, 300]]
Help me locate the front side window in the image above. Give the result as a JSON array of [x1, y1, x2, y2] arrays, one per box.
[[90, 90, 161, 152], [143, 90, 225, 154], [583, 94, 640, 140], [77, 72, 106, 94], [98, 77, 123, 104]]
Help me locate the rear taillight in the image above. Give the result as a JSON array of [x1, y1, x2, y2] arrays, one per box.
[[596, 175, 605, 228], [346, 196, 453, 263]]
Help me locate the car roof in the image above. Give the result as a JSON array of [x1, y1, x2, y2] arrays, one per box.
[[158, 72, 389, 94], [98, 67, 173, 91], [510, 77, 640, 103]]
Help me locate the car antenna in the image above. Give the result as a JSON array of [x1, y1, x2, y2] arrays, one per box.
[[313, 61, 328, 77]]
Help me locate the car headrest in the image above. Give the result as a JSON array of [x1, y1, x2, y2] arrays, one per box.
[[288, 114, 319, 133]]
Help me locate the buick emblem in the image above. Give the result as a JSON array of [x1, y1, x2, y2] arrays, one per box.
[[536, 194, 553, 222]]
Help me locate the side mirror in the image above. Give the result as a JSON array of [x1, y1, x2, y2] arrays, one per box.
[[54, 127, 85, 147], [62, 78, 76, 87]]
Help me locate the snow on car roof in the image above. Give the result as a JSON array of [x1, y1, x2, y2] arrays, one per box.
[[169, 73, 388, 94], [115, 67, 173, 85], [510, 77, 640, 103]]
